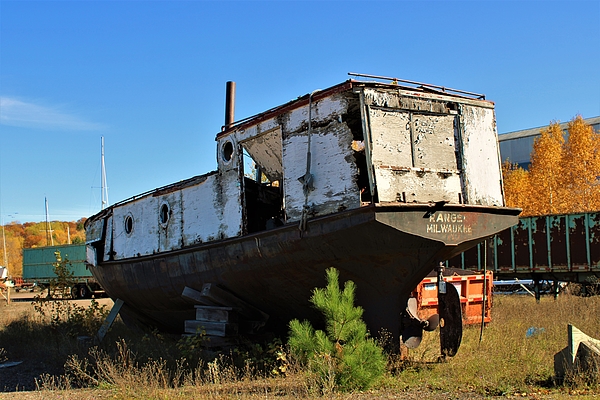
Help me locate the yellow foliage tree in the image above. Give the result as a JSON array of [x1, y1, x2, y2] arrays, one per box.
[[562, 116, 600, 213], [2, 235, 24, 277], [528, 122, 566, 215], [503, 116, 600, 216], [502, 161, 532, 215]]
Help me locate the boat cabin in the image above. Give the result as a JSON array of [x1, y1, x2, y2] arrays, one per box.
[[86, 79, 505, 263]]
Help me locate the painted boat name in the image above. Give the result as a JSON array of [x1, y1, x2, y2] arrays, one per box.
[[426, 212, 472, 234]]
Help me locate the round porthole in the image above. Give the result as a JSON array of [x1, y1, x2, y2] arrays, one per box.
[[124, 214, 134, 235], [222, 141, 234, 163], [159, 203, 170, 225]]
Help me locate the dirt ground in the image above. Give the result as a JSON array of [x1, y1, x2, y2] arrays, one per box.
[[0, 290, 113, 393]]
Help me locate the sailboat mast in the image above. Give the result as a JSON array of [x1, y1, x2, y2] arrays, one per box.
[[101, 137, 109, 210], [45, 197, 54, 246]]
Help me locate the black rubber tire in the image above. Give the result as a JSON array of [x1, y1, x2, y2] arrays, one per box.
[[79, 285, 90, 299]]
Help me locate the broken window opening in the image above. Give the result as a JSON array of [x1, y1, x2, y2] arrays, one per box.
[[352, 140, 372, 204], [243, 150, 270, 184], [343, 101, 374, 205], [240, 129, 285, 234]]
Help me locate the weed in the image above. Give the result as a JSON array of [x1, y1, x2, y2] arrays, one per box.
[[32, 297, 108, 338], [176, 329, 207, 363], [46, 251, 77, 299]]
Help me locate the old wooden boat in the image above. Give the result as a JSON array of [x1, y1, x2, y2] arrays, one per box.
[[85, 74, 520, 341]]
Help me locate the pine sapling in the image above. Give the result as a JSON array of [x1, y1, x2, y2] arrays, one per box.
[[288, 268, 386, 392]]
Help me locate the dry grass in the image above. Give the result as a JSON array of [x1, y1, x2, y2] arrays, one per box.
[[1, 293, 600, 399], [388, 294, 600, 397]]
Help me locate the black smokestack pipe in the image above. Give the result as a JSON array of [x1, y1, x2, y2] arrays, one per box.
[[225, 81, 236, 130]]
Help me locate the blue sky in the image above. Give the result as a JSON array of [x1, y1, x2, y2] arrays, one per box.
[[0, 0, 599, 223]]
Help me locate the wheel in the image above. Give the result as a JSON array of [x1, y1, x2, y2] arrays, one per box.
[[79, 285, 90, 299], [71, 286, 80, 299]]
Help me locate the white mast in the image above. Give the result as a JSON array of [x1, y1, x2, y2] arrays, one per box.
[[101, 136, 109, 210], [45, 197, 54, 246]]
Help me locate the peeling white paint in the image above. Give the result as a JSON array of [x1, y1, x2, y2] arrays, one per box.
[[181, 175, 224, 245], [284, 96, 347, 133], [283, 120, 359, 221], [460, 105, 504, 206]]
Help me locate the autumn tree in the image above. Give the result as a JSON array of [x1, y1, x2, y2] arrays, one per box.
[[1, 218, 87, 277], [562, 116, 600, 213], [503, 116, 600, 216], [502, 161, 532, 215], [2, 233, 24, 276], [528, 121, 566, 215]]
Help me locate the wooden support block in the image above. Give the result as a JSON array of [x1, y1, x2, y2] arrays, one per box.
[[195, 306, 237, 323], [182, 286, 216, 306], [200, 283, 269, 322], [185, 320, 238, 337]]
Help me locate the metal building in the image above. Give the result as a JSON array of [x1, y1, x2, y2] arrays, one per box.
[[498, 116, 600, 169]]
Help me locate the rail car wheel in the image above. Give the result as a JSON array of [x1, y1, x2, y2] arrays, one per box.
[[71, 286, 80, 299]]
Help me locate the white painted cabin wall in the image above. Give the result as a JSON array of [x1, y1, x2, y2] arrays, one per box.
[[460, 105, 504, 206], [281, 95, 360, 222], [112, 196, 159, 259], [360, 87, 504, 207], [102, 216, 112, 262], [217, 169, 244, 238], [107, 170, 243, 260], [181, 175, 225, 245], [158, 191, 183, 253]]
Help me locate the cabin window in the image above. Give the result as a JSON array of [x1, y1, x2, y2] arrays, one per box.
[[159, 203, 170, 225], [222, 141, 234, 163], [124, 214, 134, 235]]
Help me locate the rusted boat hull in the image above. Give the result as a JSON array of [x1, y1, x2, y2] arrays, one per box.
[[89, 204, 519, 337]]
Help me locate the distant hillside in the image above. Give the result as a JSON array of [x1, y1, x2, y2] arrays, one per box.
[[1, 219, 86, 277]]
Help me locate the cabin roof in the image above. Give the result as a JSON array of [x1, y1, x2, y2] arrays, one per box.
[[216, 79, 493, 140]]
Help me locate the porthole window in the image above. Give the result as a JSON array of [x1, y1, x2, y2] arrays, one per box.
[[159, 203, 170, 225], [222, 141, 234, 163], [124, 214, 134, 234]]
